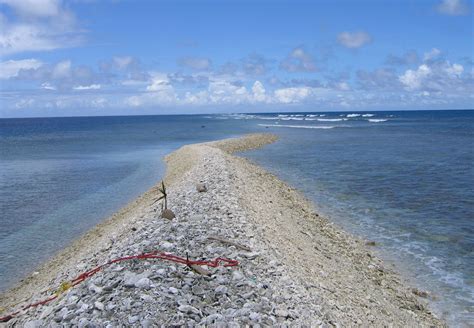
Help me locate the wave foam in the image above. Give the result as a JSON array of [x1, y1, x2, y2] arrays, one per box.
[[368, 119, 388, 123], [317, 118, 344, 122], [258, 124, 335, 129], [347, 113, 361, 117], [256, 116, 279, 120]]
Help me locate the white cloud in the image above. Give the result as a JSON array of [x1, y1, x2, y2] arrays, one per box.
[[0, 58, 43, 79], [242, 54, 268, 75], [252, 81, 267, 102], [127, 73, 177, 106], [399, 64, 432, 90], [274, 87, 312, 103], [73, 84, 101, 90], [41, 82, 56, 90], [436, 0, 470, 15], [113, 56, 134, 69], [183, 90, 208, 105], [443, 63, 463, 77], [208, 79, 248, 104], [178, 57, 212, 70], [0, 0, 60, 17], [146, 73, 173, 92], [337, 31, 372, 48], [52, 60, 71, 79], [399, 62, 467, 92], [0, 0, 83, 56], [424, 48, 441, 61], [1, 23, 64, 55], [336, 82, 351, 91], [280, 47, 317, 72]]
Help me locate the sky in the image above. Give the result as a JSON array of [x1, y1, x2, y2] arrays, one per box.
[[0, 0, 473, 117]]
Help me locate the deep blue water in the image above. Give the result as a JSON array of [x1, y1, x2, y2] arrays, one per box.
[[0, 110, 472, 325], [239, 110, 474, 325]]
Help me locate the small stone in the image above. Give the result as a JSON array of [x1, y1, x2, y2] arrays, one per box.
[[128, 315, 140, 324], [196, 183, 207, 192], [412, 288, 429, 298], [141, 319, 154, 327], [106, 303, 116, 311], [275, 309, 289, 317], [366, 241, 377, 246], [232, 271, 244, 281], [215, 285, 228, 294], [204, 313, 223, 324], [88, 283, 103, 294], [192, 285, 205, 295], [78, 318, 90, 328], [24, 320, 42, 328], [135, 277, 152, 289], [161, 209, 176, 220], [63, 311, 75, 321], [141, 294, 154, 302], [169, 287, 179, 294], [123, 271, 140, 287], [94, 301, 104, 311], [249, 312, 261, 321], [161, 241, 174, 250], [178, 304, 201, 315]]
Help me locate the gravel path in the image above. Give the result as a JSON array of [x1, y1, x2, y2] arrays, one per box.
[[1, 134, 444, 327]]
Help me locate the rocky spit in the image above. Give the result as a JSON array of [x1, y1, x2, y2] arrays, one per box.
[[1, 134, 445, 327]]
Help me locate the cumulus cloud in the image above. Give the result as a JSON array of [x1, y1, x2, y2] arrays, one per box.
[[241, 54, 268, 75], [274, 87, 312, 103], [424, 48, 442, 61], [178, 57, 212, 70], [41, 82, 56, 90], [357, 68, 400, 90], [0, 0, 60, 17], [0, 58, 43, 79], [251, 81, 267, 102], [273, 78, 322, 88], [436, 0, 470, 15], [126, 73, 177, 107], [207, 79, 248, 104], [399, 65, 432, 90], [7, 59, 107, 92], [73, 84, 101, 90], [168, 72, 209, 87], [337, 31, 372, 49], [280, 47, 317, 72], [52, 60, 71, 79], [113, 56, 134, 70], [0, 0, 83, 56], [399, 61, 468, 92], [385, 51, 419, 66]]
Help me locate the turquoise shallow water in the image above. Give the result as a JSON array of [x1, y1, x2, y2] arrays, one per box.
[[0, 115, 256, 291], [0, 110, 472, 325]]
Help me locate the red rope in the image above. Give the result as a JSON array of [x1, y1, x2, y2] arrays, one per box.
[[0, 251, 238, 322]]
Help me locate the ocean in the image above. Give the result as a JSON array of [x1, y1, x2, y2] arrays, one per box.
[[0, 110, 472, 324]]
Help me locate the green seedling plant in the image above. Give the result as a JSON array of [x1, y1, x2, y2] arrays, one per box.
[[154, 180, 168, 210]]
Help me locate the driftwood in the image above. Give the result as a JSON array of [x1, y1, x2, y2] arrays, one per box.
[[207, 236, 252, 252]]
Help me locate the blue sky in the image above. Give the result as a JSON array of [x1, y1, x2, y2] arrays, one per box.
[[0, 0, 473, 117]]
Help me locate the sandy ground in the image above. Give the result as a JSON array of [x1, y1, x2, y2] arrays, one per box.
[[0, 134, 445, 327]]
